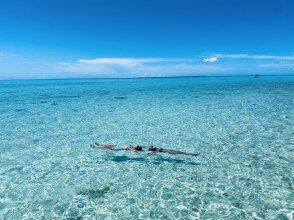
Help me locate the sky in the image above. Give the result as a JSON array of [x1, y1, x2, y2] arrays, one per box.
[[0, 0, 294, 79]]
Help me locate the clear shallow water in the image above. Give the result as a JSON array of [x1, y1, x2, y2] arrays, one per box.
[[0, 76, 293, 219]]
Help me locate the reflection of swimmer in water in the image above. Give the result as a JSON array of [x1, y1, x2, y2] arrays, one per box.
[[148, 146, 200, 156], [91, 142, 144, 151]]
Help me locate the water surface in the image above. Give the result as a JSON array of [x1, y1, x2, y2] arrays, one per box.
[[0, 76, 293, 219]]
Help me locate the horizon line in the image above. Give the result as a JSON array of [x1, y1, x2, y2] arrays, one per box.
[[1, 73, 293, 82]]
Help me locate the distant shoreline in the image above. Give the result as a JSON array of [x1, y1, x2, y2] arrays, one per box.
[[0, 74, 293, 82]]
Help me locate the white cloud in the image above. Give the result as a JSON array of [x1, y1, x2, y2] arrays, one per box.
[[77, 57, 189, 65], [55, 54, 294, 77], [57, 57, 229, 77], [2, 52, 294, 79], [0, 52, 16, 59], [78, 58, 142, 66], [203, 57, 218, 63], [213, 53, 294, 60], [259, 62, 294, 68], [0, 52, 10, 57], [277, 61, 286, 65]]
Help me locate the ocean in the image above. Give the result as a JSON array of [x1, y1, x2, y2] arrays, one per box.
[[0, 76, 293, 219]]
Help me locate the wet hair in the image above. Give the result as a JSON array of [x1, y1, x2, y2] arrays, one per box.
[[148, 146, 157, 151], [135, 145, 143, 151]]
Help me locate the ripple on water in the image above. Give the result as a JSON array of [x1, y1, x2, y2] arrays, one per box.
[[0, 76, 293, 219]]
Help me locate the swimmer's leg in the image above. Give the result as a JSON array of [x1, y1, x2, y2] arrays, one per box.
[[94, 143, 116, 150], [95, 142, 116, 147], [91, 144, 105, 149]]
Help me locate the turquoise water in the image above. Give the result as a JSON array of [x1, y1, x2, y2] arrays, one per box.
[[0, 76, 293, 219]]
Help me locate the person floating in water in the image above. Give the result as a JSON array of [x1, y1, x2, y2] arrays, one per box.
[[91, 143, 199, 156], [147, 145, 200, 156], [91, 142, 144, 151]]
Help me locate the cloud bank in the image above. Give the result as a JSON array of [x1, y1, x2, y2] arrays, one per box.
[[1, 52, 294, 79], [57, 57, 228, 77], [212, 53, 294, 60], [56, 54, 294, 78], [202, 57, 218, 63]]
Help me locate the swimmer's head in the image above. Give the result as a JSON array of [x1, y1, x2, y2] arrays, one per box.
[[135, 145, 143, 151], [148, 146, 157, 151]]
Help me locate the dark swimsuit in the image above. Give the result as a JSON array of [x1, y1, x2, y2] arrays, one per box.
[[152, 147, 163, 152]]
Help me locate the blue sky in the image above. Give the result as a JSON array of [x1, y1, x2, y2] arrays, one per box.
[[0, 0, 294, 79]]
